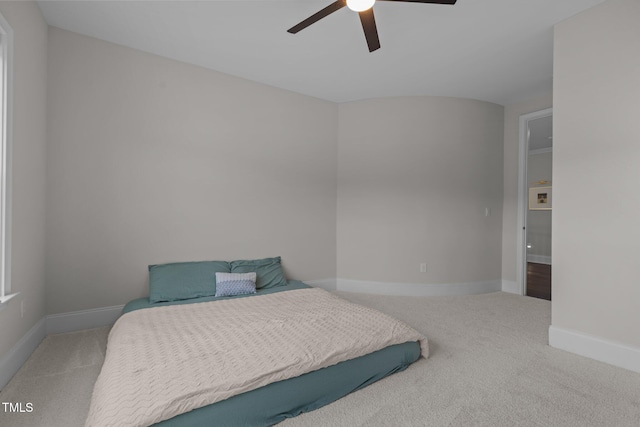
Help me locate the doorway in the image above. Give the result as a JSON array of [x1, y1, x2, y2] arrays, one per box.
[[517, 109, 552, 300]]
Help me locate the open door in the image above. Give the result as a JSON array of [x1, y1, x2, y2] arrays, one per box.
[[525, 115, 552, 300], [517, 108, 552, 299]]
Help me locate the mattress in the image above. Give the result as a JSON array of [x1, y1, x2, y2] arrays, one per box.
[[95, 282, 424, 426], [154, 341, 420, 426]]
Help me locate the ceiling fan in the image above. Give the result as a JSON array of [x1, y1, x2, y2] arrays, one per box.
[[287, 0, 457, 53]]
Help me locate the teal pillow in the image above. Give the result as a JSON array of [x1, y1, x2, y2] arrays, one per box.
[[148, 260, 230, 303], [230, 256, 287, 289]]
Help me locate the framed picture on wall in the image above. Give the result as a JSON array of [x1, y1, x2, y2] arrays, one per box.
[[529, 186, 552, 210]]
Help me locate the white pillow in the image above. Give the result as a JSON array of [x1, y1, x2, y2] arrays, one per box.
[[215, 272, 257, 297]]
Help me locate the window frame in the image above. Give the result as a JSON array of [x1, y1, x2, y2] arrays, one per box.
[[0, 11, 14, 306]]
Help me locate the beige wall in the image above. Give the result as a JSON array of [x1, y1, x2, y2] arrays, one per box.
[[46, 28, 338, 314], [553, 0, 640, 347], [500, 93, 552, 284], [337, 97, 504, 286], [0, 2, 48, 359]]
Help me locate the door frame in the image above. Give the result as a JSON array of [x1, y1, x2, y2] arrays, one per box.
[[516, 108, 553, 296]]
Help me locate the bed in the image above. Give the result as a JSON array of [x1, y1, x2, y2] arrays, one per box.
[[86, 259, 428, 427]]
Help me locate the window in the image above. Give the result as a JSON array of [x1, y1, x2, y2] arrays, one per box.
[[0, 12, 13, 305]]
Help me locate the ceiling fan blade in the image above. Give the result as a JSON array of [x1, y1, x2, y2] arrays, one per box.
[[287, 0, 347, 34], [377, 0, 457, 4], [359, 9, 381, 53]]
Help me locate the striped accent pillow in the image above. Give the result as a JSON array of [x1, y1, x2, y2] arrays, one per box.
[[215, 272, 257, 297]]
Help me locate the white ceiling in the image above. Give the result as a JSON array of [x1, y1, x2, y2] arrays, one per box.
[[37, 0, 605, 105]]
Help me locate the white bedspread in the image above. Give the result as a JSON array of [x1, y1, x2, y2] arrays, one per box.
[[85, 288, 428, 427]]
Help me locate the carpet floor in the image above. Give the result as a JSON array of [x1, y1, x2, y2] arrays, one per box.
[[1, 291, 639, 426]]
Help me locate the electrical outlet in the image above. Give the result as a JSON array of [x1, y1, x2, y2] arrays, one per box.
[[420, 263, 427, 273]]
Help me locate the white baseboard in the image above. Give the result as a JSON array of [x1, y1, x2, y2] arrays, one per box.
[[501, 280, 521, 295], [0, 318, 46, 389], [336, 278, 501, 297], [304, 278, 337, 291], [527, 254, 552, 265], [549, 325, 640, 374], [46, 304, 124, 335]]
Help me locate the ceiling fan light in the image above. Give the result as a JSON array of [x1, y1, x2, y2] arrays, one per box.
[[346, 0, 375, 12]]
